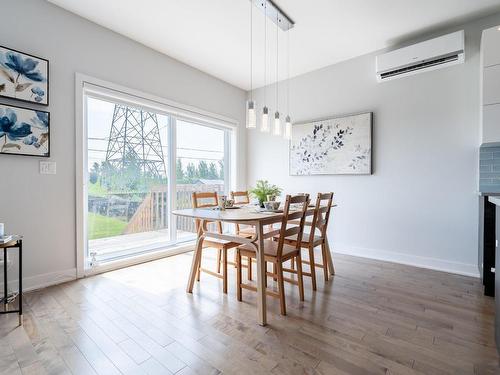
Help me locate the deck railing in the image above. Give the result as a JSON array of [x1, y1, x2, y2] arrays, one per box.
[[122, 183, 224, 234]]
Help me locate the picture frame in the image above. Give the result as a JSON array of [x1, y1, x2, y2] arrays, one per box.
[[0, 103, 50, 157], [289, 112, 373, 175], [0, 46, 49, 106]]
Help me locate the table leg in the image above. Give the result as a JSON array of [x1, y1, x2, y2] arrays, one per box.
[[3, 248, 7, 312], [325, 236, 335, 276], [18, 241, 22, 326], [255, 222, 267, 326], [187, 221, 205, 293]]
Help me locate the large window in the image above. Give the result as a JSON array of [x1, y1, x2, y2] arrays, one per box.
[[82, 86, 233, 268]]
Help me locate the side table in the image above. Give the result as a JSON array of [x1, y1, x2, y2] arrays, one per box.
[[0, 235, 23, 326]]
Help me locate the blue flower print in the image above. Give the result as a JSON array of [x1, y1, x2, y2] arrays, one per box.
[[23, 135, 38, 145], [0, 108, 32, 140], [3, 52, 44, 82], [31, 111, 48, 130]]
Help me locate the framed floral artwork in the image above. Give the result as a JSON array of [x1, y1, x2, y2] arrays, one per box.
[[290, 112, 372, 175], [0, 46, 49, 106], [0, 104, 50, 157]]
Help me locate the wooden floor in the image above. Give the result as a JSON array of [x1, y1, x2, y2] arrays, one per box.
[[1, 252, 498, 374]]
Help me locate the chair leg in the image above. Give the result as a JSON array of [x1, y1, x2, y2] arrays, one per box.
[[197, 249, 202, 281], [233, 249, 238, 268], [308, 245, 317, 291], [296, 254, 305, 301], [216, 249, 222, 274], [276, 262, 286, 315], [236, 250, 242, 301], [272, 263, 277, 281], [290, 257, 295, 270], [247, 256, 253, 281], [321, 242, 329, 281], [264, 262, 268, 288], [222, 249, 228, 294]]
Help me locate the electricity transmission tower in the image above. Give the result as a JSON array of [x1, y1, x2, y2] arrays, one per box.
[[105, 105, 166, 178]]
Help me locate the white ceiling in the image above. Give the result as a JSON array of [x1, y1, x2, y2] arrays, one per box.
[[48, 0, 500, 90]]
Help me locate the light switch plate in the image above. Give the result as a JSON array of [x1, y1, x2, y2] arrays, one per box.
[[40, 161, 56, 175]]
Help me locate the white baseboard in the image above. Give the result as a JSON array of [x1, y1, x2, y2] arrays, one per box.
[[332, 245, 480, 278], [0, 268, 77, 293]]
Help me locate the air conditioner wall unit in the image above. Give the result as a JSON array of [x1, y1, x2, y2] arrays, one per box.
[[376, 30, 465, 82]]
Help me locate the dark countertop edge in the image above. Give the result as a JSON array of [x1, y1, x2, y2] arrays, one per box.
[[479, 192, 500, 196], [488, 196, 500, 206], [480, 142, 500, 148]]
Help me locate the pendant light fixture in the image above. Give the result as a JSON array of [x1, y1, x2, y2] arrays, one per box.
[[249, 0, 294, 135], [246, 0, 256, 129], [273, 11, 281, 136], [284, 28, 292, 140], [261, 0, 270, 133]]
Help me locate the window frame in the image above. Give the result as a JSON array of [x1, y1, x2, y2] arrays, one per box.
[[75, 74, 238, 277]]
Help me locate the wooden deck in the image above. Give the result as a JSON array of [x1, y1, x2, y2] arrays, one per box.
[[0, 253, 498, 374], [89, 230, 195, 261]]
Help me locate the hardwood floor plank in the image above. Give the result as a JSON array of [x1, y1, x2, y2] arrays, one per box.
[[0, 253, 497, 375]]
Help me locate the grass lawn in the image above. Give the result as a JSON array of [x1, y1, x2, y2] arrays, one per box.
[[88, 213, 128, 240]]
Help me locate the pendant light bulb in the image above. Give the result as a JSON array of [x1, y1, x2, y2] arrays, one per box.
[[274, 111, 281, 136], [284, 115, 292, 139], [261, 106, 270, 132], [246, 100, 256, 129]]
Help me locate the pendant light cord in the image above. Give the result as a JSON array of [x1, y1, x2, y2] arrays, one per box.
[[250, 0, 253, 101], [276, 12, 278, 111], [287, 27, 290, 115], [263, 1, 267, 105]]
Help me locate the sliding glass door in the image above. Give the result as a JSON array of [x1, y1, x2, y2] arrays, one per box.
[[86, 97, 172, 264], [175, 119, 229, 242], [83, 91, 232, 268]]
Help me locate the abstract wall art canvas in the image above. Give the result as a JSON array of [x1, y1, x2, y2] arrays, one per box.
[[290, 112, 372, 175], [0, 104, 50, 157], [0, 46, 49, 106]]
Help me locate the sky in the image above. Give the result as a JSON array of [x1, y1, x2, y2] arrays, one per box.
[[86, 97, 225, 175]]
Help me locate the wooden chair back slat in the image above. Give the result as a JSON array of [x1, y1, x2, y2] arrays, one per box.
[[192, 191, 222, 233], [287, 211, 304, 221], [192, 191, 218, 208], [284, 226, 301, 237], [275, 194, 309, 259], [307, 192, 334, 243], [289, 195, 308, 204], [231, 191, 250, 205]]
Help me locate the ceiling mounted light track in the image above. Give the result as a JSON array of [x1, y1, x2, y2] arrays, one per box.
[[251, 0, 295, 31]]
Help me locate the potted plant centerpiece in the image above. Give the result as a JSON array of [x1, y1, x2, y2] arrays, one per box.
[[250, 180, 283, 208]]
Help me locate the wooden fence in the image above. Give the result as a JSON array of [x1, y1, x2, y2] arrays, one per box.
[[124, 183, 224, 234]]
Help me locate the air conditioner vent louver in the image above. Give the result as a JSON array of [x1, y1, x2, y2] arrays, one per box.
[[376, 30, 464, 82], [380, 54, 459, 80]]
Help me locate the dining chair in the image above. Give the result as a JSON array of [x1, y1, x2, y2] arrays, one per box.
[[191, 191, 239, 293], [236, 194, 309, 315], [229, 190, 255, 280], [281, 192, 334, 291]]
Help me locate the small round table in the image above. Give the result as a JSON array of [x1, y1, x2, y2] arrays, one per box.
[[0, 235, 23, 326]]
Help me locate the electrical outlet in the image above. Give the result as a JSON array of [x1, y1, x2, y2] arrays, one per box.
[[40, 161, 56, 175]]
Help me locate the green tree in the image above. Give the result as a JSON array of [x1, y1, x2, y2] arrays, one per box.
[[186, 162, 197, 182], [176, 159, 185, 182], [218, 160, 224, 179], [197, 160, 209, 179], [89, 162, 100, 184], [208, 162, 218, 179]]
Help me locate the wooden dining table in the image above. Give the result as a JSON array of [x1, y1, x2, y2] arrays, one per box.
[[172, 205, 335, 326]]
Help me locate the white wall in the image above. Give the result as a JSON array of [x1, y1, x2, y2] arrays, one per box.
[[0, 0, 246, 289], [247, 13, 500, 277]]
